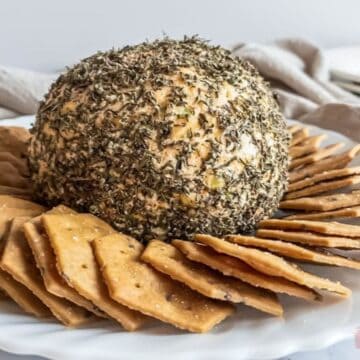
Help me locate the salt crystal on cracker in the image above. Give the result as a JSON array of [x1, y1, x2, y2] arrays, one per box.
[[24, 206, 106, 318], [142, 240, 283, 316], [173, 240, 320, 301], [42, 213, 145, 331], [93, 233, 234, 333]]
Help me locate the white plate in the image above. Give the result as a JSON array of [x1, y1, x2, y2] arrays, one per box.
[[0, 117, 359, 360]]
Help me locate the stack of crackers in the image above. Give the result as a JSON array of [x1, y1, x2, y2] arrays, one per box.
[[0, 124, 359, 333], [284, 124, 360, 220], [0, 127, 32, 200]]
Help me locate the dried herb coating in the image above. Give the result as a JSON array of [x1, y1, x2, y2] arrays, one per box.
[[28, 37, 289, 241]]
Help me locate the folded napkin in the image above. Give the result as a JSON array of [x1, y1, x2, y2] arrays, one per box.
[[233, 38, 360, 141], [0, 65, 56, 120], [1, 38, 360, 141]]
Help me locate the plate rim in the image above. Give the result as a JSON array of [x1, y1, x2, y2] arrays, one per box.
[[0, 117, 358, 360]]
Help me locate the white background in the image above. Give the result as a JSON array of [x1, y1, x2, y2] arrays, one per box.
[[0, 0, 359, 72]]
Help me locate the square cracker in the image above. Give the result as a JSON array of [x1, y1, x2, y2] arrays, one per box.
[[284, 175, 360, 200], [93, 233, 234, 333], [172, 240, 320, 301], [291, 128, 309, 146], [0, 195, 44, 210], [259, 218, 360, 238], [287, 166, 360, 192], [0, 269, 51, 318], [0, 196, 45, 240], [0, 152, 29, 176], [289, 134, 326, 159], [42, 213, 146, 331], [0, 288, 7, 299], [287, 125, 302, 134], [284, 206, 360, 221], [289, 143, 343, 170], [0, 186, 32, 200], [194, 234, 351, 297], [141, 240, 283, 316], [280, 190, 360, 211], [24, 206, 106, 318], [289, 145, 360, 183], [0, 162, 30, 189], [0, 217, 92, 326], [225, 235, 360, 270], [0, 127, 30, 158], [256, 229, 360, 249]]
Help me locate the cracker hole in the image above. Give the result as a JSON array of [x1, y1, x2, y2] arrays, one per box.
[[135, 283, 141, 288]]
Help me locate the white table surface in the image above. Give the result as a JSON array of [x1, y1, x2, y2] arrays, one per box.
[[0, 338, 358, 360]]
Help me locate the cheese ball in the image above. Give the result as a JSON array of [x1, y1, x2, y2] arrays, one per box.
[[28, 37, 289, 241]]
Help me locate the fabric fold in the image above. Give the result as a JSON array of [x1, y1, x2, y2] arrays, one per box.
[[0, 39, 359, 141], [233, 38, 360, 141]]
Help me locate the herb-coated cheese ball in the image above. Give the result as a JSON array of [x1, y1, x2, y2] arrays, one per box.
[[28, 37, 289, 241]]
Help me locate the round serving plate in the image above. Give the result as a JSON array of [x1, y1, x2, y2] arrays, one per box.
[[0, 116, 359, 360]]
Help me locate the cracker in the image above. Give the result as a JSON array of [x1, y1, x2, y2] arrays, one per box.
[[93, 233, 234, 333], [0, 288, 7, 299], [284, 206, 360, 221], [287, 125, 302, 134], [280, 190, 360, 211], [289, 135, 327, 159], [24, 206, 106, 318], [194, 234, 351, 297], [259, 218, 360, 238], [173, 240, 320, 301], [256, 229, 360, 249], [0, 199, 45, 240], [0, 127, 30, 158], [289, 145, 360, 183], [0, 162, 30, 188], [0, 269, 51, 318], [0, 217, 92, 326], [0, 195, 44, 210], [0, 185, 32, 199], [291, 128, 309, 146], [289, 143, 344, 170], [142, 240, 282, 316], [285, 175, 360, 200], [0, 152, 28, 176], [42, 213, 146, 331], [287, 167, 360, 192], [226, 235, 360, 270]]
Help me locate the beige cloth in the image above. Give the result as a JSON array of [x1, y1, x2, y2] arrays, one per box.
[[0, 65, 56, 119], [233, 38, 360, 141], [1, 39, 360, 141]]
